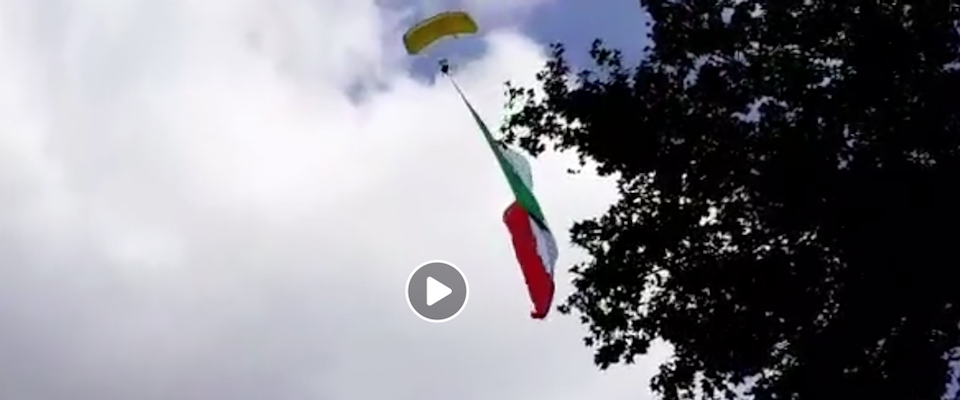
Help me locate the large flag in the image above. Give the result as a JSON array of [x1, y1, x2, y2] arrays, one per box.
[[448, 76, 559, 319]]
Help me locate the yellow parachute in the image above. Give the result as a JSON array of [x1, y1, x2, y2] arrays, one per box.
[[403, 11, 479, 55]]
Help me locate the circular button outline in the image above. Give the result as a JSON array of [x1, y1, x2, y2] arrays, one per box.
[[405, 259, 469, 323]]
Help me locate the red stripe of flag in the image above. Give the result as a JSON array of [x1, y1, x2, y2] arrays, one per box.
[[503, 200, 555, 319]]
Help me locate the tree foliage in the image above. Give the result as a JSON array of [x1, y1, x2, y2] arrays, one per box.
[[501, 1, 960, 399]]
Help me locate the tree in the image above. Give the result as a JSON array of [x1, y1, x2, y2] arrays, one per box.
[[501, 1, 960, 399]]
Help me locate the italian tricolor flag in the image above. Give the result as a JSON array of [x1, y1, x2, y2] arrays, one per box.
[[498, 146, 559, 319], [451, 80, 559, 319]]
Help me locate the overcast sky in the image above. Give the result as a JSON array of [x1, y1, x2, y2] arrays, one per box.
[[0, 0, 672, 399]]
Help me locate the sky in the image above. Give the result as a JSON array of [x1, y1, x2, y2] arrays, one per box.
[[401, 0, 649, 80], [0, 0, 672, 399]]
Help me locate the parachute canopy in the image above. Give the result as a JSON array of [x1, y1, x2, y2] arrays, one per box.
[[403, 11, 478, 55]]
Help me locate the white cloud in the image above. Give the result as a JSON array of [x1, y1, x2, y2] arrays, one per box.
[[458, 0, 549, 22], [0, 0, 666, 399]]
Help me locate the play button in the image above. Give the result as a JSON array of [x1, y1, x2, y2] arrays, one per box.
[[426, 277, 452, 306], [406, 260, 469, 323]]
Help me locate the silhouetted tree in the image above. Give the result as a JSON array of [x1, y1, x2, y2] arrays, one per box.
[[501, 1, 960, 399]]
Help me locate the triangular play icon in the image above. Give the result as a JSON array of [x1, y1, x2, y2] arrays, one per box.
[[426, 276, 452, 306]]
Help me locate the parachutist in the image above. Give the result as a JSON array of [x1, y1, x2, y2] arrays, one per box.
[[439, 59, 450, 74]]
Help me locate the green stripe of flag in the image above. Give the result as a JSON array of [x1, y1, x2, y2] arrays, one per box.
[[450, 79, 548, 227]]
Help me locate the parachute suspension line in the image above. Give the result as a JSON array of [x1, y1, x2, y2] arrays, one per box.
[[443, 71, 498, 147]]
